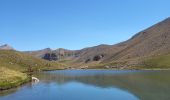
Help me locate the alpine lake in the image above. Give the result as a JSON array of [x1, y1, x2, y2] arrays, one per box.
[[0, 70, 170, 100]]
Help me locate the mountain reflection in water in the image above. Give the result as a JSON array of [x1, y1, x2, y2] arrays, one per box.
[[1, 70, 170, 100]]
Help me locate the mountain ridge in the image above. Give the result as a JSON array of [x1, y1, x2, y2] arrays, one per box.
[[2, 17, 170, 69]]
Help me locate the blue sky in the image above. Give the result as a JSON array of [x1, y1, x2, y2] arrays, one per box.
[[0, 0, 170, 51]]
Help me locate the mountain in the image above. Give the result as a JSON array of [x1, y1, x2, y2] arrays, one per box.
[[25, 48, 52, 58], [107, 17, 170, 65], [25, 48, 75, 60], [24, 45, 118, 68], [101, 17, 170, 66], [26, 17, 170, 69], [0, 44, 14, 50]]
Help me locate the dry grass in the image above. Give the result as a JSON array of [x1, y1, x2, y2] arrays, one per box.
[[0, 67, 28, 90], [0, 50, 66, 90], [0, 50, 66, 72]]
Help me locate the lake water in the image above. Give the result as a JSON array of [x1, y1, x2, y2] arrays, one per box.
[[0, 70, 170, 100]]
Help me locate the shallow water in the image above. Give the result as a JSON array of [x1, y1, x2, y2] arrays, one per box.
[[0, 70, 170, 100]]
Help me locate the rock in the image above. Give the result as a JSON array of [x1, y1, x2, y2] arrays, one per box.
[[43, 53, 58, 61], [80, 66, 88, 69], [93, 54, 104, 61], [105, 66, 110, 69]]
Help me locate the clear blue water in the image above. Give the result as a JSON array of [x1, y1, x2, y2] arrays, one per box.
[[0, 70, 170, 100]]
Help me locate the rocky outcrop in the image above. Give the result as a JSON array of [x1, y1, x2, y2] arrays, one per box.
[[93, 54, 104, 61], [43, 53, 58, 61]]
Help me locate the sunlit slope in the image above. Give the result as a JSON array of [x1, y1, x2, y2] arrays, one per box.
[[0, 67, 28, 90], [25, 17, 170, 69], [140, 54, 170, 69], [0, 50, 65, 71]]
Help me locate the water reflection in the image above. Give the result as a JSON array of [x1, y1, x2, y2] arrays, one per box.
[[35, 70, 170, 100], [1, 70, 170, 100]]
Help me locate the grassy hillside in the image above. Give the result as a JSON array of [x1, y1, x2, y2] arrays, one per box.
[[140, 54, 170, 69], [0, 67, 29, 90], [85, 53, 170, 70], [0, 50, 66, 72], [0, 50, 66, 90]]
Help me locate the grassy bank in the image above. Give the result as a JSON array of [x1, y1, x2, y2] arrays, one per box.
[[0, 67, 30, 90], [140, 54, 170, 69], [0, 50, 66, 90]]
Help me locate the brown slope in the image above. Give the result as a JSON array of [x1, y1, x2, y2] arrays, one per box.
[[69, 44, 126, 66], [25, 48, 52, 58], [103, 17, 170, 64], [26, 17, 170, 68], [66, 17, 170, 67], [25, 44, 126, 66]]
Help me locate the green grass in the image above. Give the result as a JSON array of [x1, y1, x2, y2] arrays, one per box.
[[58, 59, 72, 63], [140, 54, 170, 69], [87, 53, 170, 70], [0, 50, 66, 72], [0, 50, 66, 90], [0, 67, 29, 90]]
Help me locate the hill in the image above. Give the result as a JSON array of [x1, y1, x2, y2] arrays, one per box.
[[25, 17, 170, 69], [0, 50, 65, 71], [0, 50, 65, 90], [101, 17, 170, 69]]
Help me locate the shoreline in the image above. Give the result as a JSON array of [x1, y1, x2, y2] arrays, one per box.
[[1, 68, 170, 91], [0, 67, 31, 91], [40, 67, 170, 71], [0, 77, 30, 91]]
